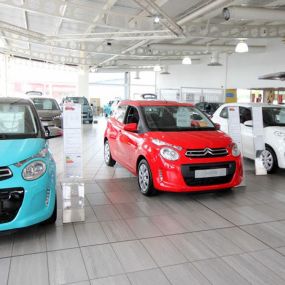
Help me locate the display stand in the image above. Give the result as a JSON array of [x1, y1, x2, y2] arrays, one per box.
[[252, 106, 267, 175], [228, 106, 246, 186], [62, 102, 85, 223]]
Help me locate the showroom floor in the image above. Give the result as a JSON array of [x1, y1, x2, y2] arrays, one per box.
[[1, 118, 285, 285]]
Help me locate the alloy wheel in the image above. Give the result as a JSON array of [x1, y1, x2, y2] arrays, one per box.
[[261, 149, 273, 171], [139, 163, 149, 193]]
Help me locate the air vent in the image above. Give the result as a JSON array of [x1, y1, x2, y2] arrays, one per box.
[[0, 167, 13, 181]]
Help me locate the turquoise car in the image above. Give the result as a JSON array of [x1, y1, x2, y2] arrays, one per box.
[[0, 98, 57, 231]]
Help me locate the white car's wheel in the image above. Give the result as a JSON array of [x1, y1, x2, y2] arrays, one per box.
[[262, 146, 278, 174]]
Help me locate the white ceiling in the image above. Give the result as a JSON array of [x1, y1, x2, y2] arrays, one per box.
[[0, 0, 284, 69]]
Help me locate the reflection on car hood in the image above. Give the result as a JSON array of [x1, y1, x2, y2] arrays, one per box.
[[148, 131, 232, 149], [37, 110, 61, 118], [0, 138, 45, 166]]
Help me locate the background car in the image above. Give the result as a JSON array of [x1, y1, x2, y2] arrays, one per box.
[[104, 100, 242, 196], [63, 96, 93, 124], [0, 97, 56, 231], [195, 102, 223, 117], [212, 103, 285, 173], [31, 97, 62, 137]]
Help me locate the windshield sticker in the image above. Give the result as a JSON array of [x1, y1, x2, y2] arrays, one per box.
[[177, 107, 191, 127]]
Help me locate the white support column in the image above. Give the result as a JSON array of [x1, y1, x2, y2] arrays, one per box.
[[77, 66, 89, 100], [124, 71, 130, 99]]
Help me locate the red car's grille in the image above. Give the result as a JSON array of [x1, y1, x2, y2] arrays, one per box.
[[0, 167, 13, 181], [0, 188, 24, 224], [185, 148, 228, 158], [181, 162, 236, 186]]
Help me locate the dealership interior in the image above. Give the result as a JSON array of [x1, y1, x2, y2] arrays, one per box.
[[1, 0, 285, 285]]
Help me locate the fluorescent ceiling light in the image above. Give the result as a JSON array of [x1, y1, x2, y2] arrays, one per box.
[[154, 16, 160, 23], [182, 56, 192, 65], [153, 64, 161, 72], [235, 41, 248, 53]]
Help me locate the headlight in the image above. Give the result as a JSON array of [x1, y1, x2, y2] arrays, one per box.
[[231, 143, 240, 157], [22, 160, 47, 180], [152, 139, 182, 151], [53, 115, 62, 120], [160, 147, 179, 161], [274, 131, 285, 137]]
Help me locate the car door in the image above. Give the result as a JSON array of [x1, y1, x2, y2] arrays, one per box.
[[119, 106, 141, 172], [239, 107, 255, 159], [108, 104, 127, 163]]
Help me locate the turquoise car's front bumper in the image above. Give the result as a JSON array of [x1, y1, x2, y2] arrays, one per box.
[[0, 154, 56, 231]]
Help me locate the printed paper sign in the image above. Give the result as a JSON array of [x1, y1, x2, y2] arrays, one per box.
[[63, 103, 82, 129], [228, 106, 242, 150], [177, 107, 190, 127]]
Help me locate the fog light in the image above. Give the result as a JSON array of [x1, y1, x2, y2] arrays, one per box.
[[45, 188, 50, 206]]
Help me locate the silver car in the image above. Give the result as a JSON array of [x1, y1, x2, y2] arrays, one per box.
[[31, 97, 62, 137]]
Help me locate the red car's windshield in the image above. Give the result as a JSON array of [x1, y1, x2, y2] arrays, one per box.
[[141, 105, 215, 131]]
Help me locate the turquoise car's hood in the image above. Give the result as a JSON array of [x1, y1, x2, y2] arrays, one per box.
[[0, 138, 46, 167]]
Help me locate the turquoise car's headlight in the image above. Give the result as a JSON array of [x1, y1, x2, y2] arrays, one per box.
[[22, 160, 47, 181]]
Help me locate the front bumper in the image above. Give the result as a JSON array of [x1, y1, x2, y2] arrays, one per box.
[[0, 164, 56, 231], [149, 155, 243, 192]]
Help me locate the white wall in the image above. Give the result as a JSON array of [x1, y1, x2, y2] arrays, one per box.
[[157, 39, 285, 90]]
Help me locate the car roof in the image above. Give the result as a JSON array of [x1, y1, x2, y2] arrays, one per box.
[[30, 96, 56, 100], [220, 102, 285, 108], [119, 100, 194, 107], [0, 97, 33, 105]]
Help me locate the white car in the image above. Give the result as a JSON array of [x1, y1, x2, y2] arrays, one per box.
[[212, 103, 285, 173]]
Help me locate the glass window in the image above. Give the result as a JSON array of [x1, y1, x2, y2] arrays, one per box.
[[113, 105, 127, 123], [263, 107, 285, 126], [89, 73, 125, 85], [239, 107, 252, 123], [125, 106, 140, 124], [141, 105, 215, 131], [32, 98, 60, 110], [0, 103, 37, 138], [65, 97, 89, 105], [220, 107, 228, 118]]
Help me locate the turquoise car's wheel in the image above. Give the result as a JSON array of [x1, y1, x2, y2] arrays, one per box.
[[44, 199, 57, 224]]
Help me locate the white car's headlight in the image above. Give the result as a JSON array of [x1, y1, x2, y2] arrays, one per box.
[[274, 131, 285, 137], [160, 147, 179, 161], [231, 143, 240, 157], [22, 160, 47, 180]]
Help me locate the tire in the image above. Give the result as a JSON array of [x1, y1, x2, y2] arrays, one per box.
[[262, 146, 278, 174], [89, 120, 93, 124], [44, 199, 57, 224], [137, 159, 157, 196], [104, 140, 116, 166]]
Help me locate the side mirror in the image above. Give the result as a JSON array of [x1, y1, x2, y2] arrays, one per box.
[[214, 123, 221, 130], [124, 123, 138, 132], [244, 120, 253, 127]]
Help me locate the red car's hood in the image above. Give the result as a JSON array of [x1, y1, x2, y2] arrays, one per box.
[[147, 130, 232, 149]]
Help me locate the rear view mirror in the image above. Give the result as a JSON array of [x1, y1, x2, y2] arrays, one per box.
[[214, 123, 221, 130], [124, 123, 137, 132]]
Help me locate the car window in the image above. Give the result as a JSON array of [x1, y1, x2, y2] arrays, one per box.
[[125, 106, 140, 125], [220, 107, 228, 118], [239, 107, 252, 124], [32, 98, 60, 110], [113, 105, 127, 123]]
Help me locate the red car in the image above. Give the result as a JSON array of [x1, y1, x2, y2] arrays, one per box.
[[104, 100, 243, 196]]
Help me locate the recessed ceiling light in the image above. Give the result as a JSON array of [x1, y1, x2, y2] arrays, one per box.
[[154, 16, 160, 23], [235, 40, 249, 53], [182, 56, 192, 65], [153, 64, 161, 72]]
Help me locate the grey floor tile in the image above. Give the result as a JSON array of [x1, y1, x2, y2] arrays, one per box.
[[115, 203, 146, 219], [168, 233, 216, 261], [46, 224, 79, 251], [91, 275, 131, 285], [81, 244, 124, 279], [223, 253, 285, 285], [276, 247, 285, 255], [162, 263, 211, 285], [48, 248, 88, 285], [126, 217, 162, 239], [86, 193, 111, 206], [217, 227, 268, 252], [65, 282, 90, 285], [250, 249, 285, 280], [84, 183, 103, 194], [193, 258, 250, 285], [127, 268, 171, 285], [150, 215, 187, 235], [0, 258, 10, 285], [74, 222, 108, 246], [100, 220, 136, 242], [0, 235, 13, 258], [74, 207, 98, 223], [92, 205, 122, 221], [135, 201, 173, 216], [9, 253, 49, 285], [141, 237, 187, 267], [193, 230, 244, 257], [241, 221, 285, 248], [106, 191, 136, 204], [12, 227, 46, 256], [112, 240, 156, 273]]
